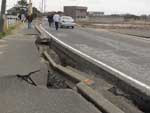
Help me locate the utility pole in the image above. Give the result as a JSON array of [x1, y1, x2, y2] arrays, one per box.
[[42, 0, 44, 13], [44, 0, 46, 13], [0, 0, 7, 32], [42, 0, 46, 13], [28, 0, 32, 15]]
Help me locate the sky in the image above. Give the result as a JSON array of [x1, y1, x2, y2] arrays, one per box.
[[1, 0, 150, 15]]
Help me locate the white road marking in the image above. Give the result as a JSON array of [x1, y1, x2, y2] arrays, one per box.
[[40, 25, 150, 91]]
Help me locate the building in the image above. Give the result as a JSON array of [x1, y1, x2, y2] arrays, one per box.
[[64, 6, 88, 20], [88, 11, 104, 17]]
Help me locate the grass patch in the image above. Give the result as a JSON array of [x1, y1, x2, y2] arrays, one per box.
[[0, 23, 21, 39], [0, 32, 6, 39]]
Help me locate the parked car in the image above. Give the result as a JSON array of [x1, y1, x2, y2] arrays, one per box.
[[60, 16, 75, 28]]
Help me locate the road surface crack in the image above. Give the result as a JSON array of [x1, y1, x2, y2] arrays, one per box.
[[16, 70, 40, 86]]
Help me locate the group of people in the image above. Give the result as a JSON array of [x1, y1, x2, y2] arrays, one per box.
[[18, 12, 61, 30], [47, 12, 60, 31], [18, 13, 33, 29]]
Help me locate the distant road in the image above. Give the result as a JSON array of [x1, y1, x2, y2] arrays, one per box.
[[42, 20, 150, 87]]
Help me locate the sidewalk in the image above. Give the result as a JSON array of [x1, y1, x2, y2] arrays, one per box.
[[0, 23, 101, 113], [0, 24, 41, 76]]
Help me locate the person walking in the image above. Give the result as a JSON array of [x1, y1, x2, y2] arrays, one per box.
[[21, 14, 26, 23], [18, 14, 21, 20], [53, 12, 60, 31], [47, 14, 54, 27], [26, 14, 33, 29]]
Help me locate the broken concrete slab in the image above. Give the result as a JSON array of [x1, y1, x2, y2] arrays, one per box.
[[0, 76, 101, 113]]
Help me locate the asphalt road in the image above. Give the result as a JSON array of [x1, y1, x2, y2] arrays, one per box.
[[43, 21, 150, 87]]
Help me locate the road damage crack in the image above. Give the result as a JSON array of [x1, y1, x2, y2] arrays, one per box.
[[16, 70, 40, 86]]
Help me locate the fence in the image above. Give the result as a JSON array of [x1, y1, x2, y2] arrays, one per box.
[[7, 15, 18, 26]]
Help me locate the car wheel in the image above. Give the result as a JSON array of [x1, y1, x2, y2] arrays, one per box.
[[72, 26, 74, 29]]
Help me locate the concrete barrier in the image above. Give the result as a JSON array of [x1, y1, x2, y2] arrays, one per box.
[[77, 82, 124, 113]]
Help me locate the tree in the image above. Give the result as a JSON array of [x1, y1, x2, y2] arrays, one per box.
[[140, 15, 147, 20], [124, 14, 140, 21], [17, 0, 28, 8], [16, 0, 28, 14], [32, 7, 42, 18]]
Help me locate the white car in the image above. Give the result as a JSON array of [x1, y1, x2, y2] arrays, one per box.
[[60, 16, 75, 28]]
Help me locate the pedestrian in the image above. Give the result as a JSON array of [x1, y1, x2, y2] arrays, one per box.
[[18, 14, 21, 20], [21, 14, 26, 23], [47, 14, 54, 27], [26, 14, 33, 29], [53, 12, 60, 31]]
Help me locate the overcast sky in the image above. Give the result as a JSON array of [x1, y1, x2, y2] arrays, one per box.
[[1, 0, 150, 15]]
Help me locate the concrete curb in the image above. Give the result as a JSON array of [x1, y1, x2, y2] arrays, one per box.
[[43, 51, 57, 68], [77, 82, 125, 113], [43, 51, 93, 84], [35, 25, 42, 34], [43, 51, 124, 113]]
